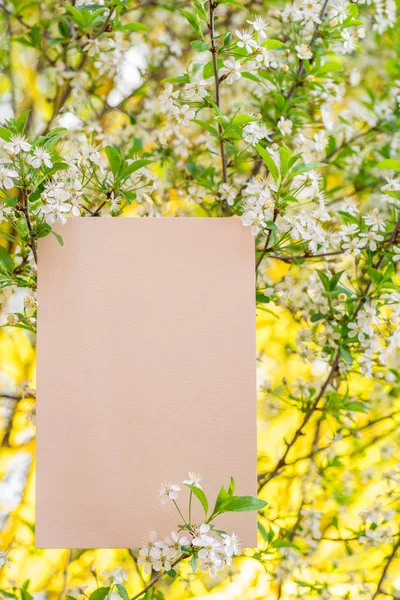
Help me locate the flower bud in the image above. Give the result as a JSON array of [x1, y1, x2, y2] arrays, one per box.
[[306, 75, 315, 82], [329, 18, 338, 26]]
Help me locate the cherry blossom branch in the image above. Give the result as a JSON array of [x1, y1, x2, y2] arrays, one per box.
[[286, 0, 330, 103], [208, 1, 228, 187], [129, 554, 188, 600], [372, 535, 400, 599], [42, 8, 114, 135], [258, 214, 400, 489]]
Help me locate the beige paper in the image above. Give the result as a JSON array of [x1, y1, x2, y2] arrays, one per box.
[[36, 217, 257, 548]]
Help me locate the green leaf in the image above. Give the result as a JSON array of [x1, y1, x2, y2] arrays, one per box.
[[288, 162, 327, 178], [89, 588, 110, 600], [190, 40, 209, 52], [0, 246, 13, 273], [190, 555, 198, 572], [15, 110, 31, 135], [377, 158, 400, 171], [51, 230, 64, 247], [166, 569, 177, 578], [316, 269, 330, 292], [192, 119, 218, 136], [58, 18, 70, 37], [121, 22, 150, 32], [0, 590, 18, 599], [317, 61, 343, 75], [20, 589, 33, 600], [0, 126, 12, 141], [339, 346, 353, 365], [123, 159, 152, 178], [271, 539, 298, 549], [212, 484, 230, 516], [203, 59, 222, 79], [115, 585, 129, 600], [345, 401, 366, 412], [220, 0, 248, 9], [185, 484, 208, 516], [105, 146, 122, 176], [241, 71, 261, 83], [366, 266, 382, 285], [262, 39, 286, 49], [255, 144, 279, 182], [257, 522, 271, 542], [231, 114, 256, 126], [228, 476, 235, 495], [180, 9, 201, 34], [310, 313, 326, 323], [219, 495, 267, 513]]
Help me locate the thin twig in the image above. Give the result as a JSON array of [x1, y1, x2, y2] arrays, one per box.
[[372, 535, 400, 599], [130, 554, 188, 600], [208, 1, 228, 186]]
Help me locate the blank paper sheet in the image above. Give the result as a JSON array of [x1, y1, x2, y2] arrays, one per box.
[[36, 217, 257, 548]]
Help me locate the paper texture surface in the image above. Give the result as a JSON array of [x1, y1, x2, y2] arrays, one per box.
[[36, 217, 257, 548]]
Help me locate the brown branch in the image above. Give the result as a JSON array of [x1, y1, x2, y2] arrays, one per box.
[[208, 1, 228, 187], [129, 554, 188, 600], [372, 535, 400, 600]]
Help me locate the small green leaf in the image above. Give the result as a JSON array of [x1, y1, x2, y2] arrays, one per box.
[[288, 162, 327, 178], [0, 126, 12, 141], [180, 9, 201, 34], [317, 61, 343, 75], [262, 39, 286, 49], [345, 401, 366, 412], [121, 22, 150, 32], [231, 114, 256, 126], [123, 159, 152, 178], [255, 144, 279, 182], [185, 484, 208, 516], [339, 346, 353, 365], [15, 110, 31, 135], [272, 539, 298, 549], [192, 119, 218, 136], [190, 40, 209, 52], [366, 266, 382, 285], [89, 588, 110, 600], [116, 585, 129, 600], [219, 495, 267, 513], [0, 246, 13, 272], [377, 158, 400, 171], [105, 146, 122, 176], [220, 0, 247, 10], [190, 555, 198, 572], [0, 590, 18, 599], [166, 569, 177, 578], [20, 589, 33, 600]]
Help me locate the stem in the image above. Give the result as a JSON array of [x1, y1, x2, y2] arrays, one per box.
[[189, 490, 193, 525], [173, 500, 188, 525], [130, 554, 188, 600], [208, 1, 228, 186], [255, 208, 279, 272], [58, 550, 73, 600]]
